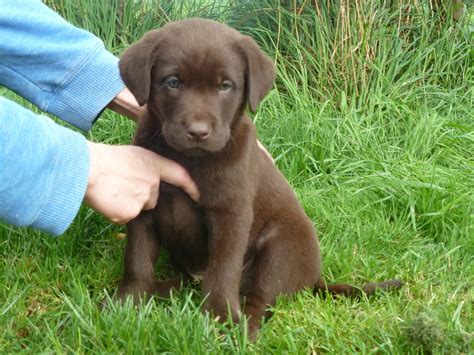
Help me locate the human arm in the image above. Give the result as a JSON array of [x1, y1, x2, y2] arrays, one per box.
[[0, 1, 201, 235], [0, 0, 124, 129], [0, 97, 89, 235], [0, 98, 199, 235]]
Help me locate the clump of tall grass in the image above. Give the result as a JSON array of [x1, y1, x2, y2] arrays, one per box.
[[230, 0, 471, 111]]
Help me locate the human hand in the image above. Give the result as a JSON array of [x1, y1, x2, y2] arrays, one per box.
[[84, 141, 199, 224]]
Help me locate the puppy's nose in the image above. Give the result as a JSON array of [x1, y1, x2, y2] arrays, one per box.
[[186, 122, 211, 142]]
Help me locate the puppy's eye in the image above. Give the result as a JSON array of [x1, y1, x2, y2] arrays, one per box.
[[219, 80, 233, 92], [165, 77, 181, 89]]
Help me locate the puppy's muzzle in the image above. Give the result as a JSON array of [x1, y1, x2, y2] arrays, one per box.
[[186, 121, 211, 142]]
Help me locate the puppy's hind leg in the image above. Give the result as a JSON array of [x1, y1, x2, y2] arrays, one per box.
[[241, 223, 321, 339]]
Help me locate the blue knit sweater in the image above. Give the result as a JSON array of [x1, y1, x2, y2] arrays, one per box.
[[0, 0, 125, 235]]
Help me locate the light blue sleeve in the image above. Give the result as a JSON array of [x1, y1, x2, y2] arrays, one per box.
[[0, 0, 125, 131], [0, 97, 89, 235], [0, 1, 125, 235]]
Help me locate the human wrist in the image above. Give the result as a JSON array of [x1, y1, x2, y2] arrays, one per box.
[[84, 141, 102, 204], [107, 87, 144, 122]]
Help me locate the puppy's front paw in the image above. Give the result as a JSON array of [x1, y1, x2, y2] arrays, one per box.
[[116, 280, 156, 306], [203, 295, 241, 323]]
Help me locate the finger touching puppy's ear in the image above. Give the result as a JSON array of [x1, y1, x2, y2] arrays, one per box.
[[119, 30, 162, 106], [239, 36, 275, 113]]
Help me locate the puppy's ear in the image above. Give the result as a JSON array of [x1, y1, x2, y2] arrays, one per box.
[[239, 36, 275, 113], [119, 30, 162, 106]]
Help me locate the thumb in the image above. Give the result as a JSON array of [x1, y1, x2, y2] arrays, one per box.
[[153, 154, 200, 202]]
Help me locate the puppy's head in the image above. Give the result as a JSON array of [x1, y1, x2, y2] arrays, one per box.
[[119, 19, 275, 155]]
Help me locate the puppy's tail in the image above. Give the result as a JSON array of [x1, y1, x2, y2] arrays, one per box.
[[313, 279, 403, 298]]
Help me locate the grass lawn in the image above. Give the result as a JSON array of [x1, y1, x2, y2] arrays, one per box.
[[1, 1, 472, 353]]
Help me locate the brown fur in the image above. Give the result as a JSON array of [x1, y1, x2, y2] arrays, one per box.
[[117, 18, 402, 337]]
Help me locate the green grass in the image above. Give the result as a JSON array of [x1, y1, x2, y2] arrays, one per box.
[[1, 0, 473, 353]]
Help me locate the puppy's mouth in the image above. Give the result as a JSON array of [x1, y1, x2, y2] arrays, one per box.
[[162, 128, 230, 156]]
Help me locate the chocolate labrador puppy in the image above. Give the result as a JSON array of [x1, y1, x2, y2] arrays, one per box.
[[117, 18, 401, 336]]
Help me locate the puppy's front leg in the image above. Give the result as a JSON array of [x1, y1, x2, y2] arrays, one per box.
[[117, 212, 159, 304], [202, 206, 252, 322]]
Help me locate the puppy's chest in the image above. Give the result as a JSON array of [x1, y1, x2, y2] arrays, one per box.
[[188, 161, 250, 209], [155, 185, 208, 273]]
